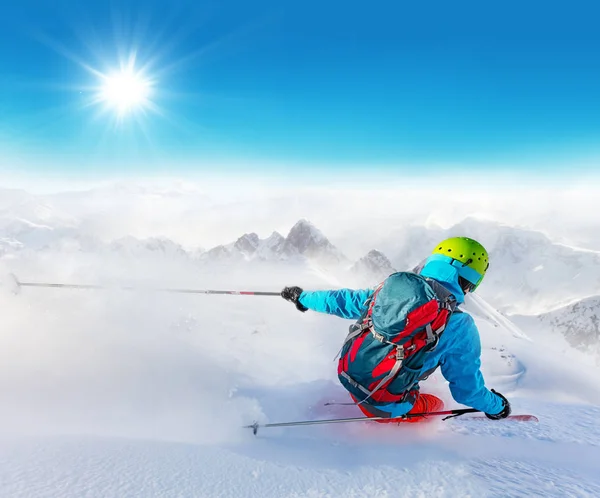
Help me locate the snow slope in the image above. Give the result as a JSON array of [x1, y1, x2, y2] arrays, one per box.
[[1, 185, 600, 497], [1, 255, 600, 497], [512, 296, 600, 358]]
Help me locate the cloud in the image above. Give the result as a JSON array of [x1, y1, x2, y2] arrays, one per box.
[[1, 175, 600, 251]]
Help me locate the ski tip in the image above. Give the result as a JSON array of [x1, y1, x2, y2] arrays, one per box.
[[508, 414, 539, 422], [465, 414, 539, 423]]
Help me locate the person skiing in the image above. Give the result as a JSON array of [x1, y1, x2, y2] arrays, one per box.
[[281, 237, 511, 423]]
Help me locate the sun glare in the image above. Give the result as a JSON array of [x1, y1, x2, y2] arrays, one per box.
[[99, 69, 152, 115]]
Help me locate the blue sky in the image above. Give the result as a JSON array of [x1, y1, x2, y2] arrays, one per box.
[[1, 0, 599, 177]]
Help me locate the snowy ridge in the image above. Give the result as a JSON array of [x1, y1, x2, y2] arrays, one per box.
[[0, 237, 24, 256], [2, 185, 600, 314], [385, 217, 600, 314], [512, 295, 600, 355], [282, 219, 346, 263], [202, 230, 288, 262], [199, 219, 349, 265], [2, 195, 600, 348], [0, 215, 360, 268], [109, 236, 189, 259], [0, 188, 76, 229], [350, 249, 397, 286]]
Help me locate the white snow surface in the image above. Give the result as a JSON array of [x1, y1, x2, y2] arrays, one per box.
[[0, 185, 600, 497], [512, 295, 600, 359], [1, 257, 600, 498]]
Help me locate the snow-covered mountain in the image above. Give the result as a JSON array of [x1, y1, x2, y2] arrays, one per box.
[[513, 295, 600, 355], [282, 219, 345, 263], [0, 188, 76, 229], [202, 243, 239, 261], [199, 220, 348, 265], [227, 231, 289, 260], [0, 210, 384, 282], [0, 218, 103, 253], [233, 232, 262, 257], [0, 237, 24, 256], [203, 231, 288, 262], [0, 218, 56, 248], [2, 201, 598, 315], [350, 249, 397, 285], [384, 217, 600, 314], [109, 236, 189, 259], [2, 185, 600, 314], [38, 182, 216, 245], [257, 231, 286, 259], [0, 187, 600, 314]]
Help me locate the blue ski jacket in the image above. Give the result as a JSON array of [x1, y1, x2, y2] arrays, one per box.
[[299, 258, 504, 416]]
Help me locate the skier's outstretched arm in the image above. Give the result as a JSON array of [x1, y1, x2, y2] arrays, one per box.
[[439, 313, 505, 416], [281, 286, 372, 320]]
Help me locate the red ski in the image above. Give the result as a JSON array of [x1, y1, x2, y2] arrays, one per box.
[[462, 414, 539, 422]]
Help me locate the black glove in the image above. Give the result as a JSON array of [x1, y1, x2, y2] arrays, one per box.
[[485, 389, 512, 420], [281, 286, 308, 312]]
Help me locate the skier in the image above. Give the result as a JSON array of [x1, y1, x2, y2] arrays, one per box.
[[281, 237, 511, 423]]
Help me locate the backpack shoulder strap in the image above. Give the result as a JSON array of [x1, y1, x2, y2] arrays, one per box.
[[334, 283, 383, 360], [419, 277, 459, 347], [424, 278, 458, 311]]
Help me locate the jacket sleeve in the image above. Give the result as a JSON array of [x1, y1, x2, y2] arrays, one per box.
[[439, 313, 504, 415], [298, 289, 373, 320]]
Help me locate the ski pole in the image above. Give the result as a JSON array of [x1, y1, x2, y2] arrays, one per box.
[[5, 274, 281, 296], [245, 408, 480, 434]]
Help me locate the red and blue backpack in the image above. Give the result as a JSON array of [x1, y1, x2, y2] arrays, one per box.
[[337, 272, 457, 405]]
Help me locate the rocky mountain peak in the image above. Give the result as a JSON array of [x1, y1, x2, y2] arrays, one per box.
[[351, 249, 396, 284], [539, 296, 600, 351], [258, 232, 286, 258], [233, 233, 261, 256], [283, 219, 337, 258]]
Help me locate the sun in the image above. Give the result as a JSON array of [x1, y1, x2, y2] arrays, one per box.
[[99, 68, 152, 115]]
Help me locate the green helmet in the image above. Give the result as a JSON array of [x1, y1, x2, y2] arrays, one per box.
[[431, 237, 489, 291]]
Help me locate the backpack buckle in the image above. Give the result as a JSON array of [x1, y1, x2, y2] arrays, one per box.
[[396, 346, 405, 361], [427, 334, 440, 352], [372, 330, 385, 342]]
